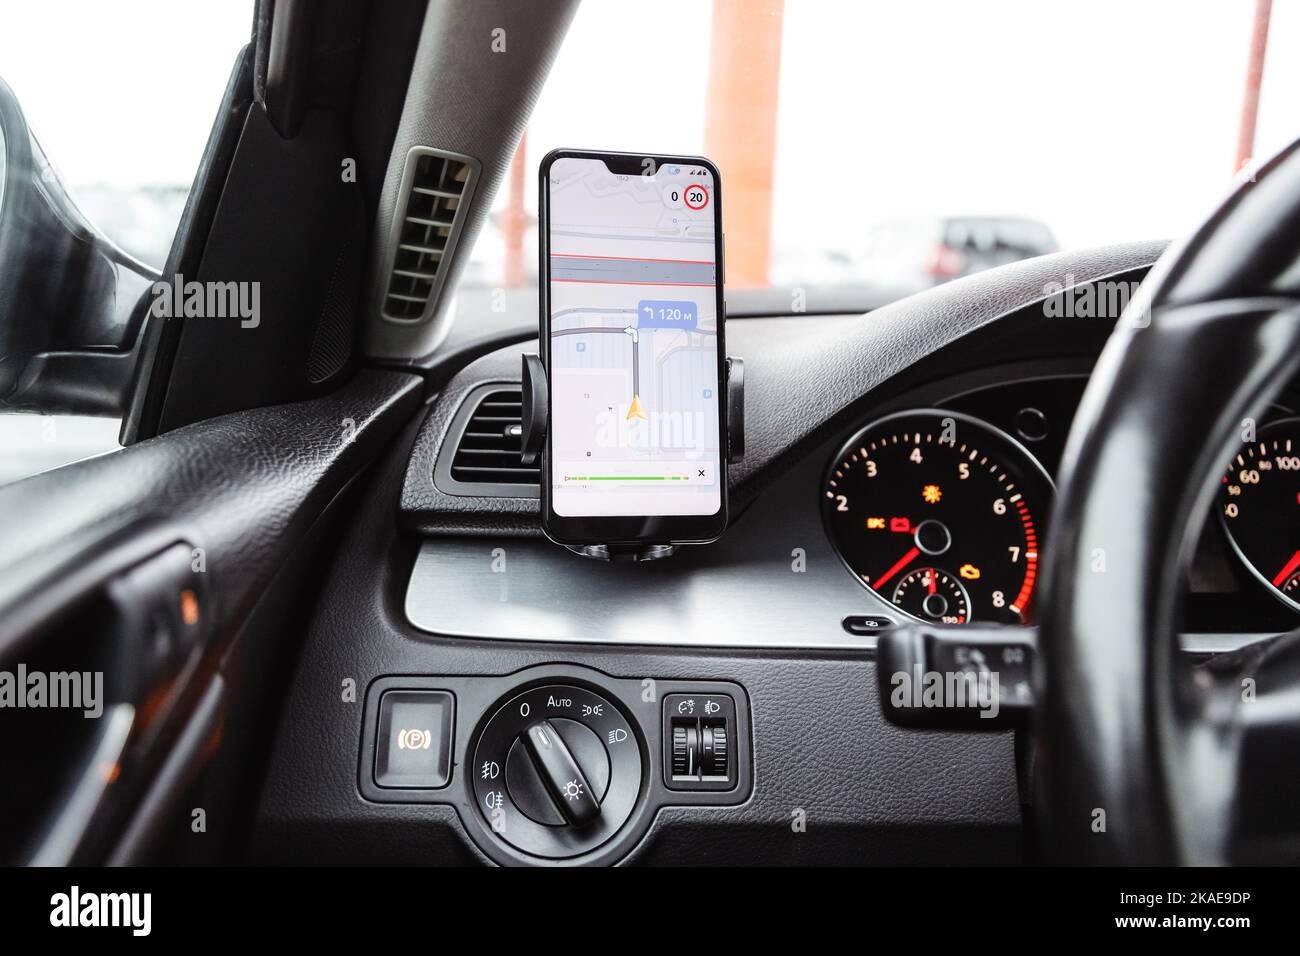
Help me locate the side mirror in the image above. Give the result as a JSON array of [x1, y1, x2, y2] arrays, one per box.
[[0, 77, 157, 416]]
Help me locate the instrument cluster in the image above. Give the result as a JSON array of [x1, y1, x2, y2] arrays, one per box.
[[823, 410, 1051, 625], [822, 378, 1300, 632]]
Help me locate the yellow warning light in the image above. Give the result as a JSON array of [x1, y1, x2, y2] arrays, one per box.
[[922, 484, 942, 504], [959, 564, 981, 580], [866, 517, 886, 530]]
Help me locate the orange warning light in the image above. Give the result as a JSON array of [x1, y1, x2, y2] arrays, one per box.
[[179, 588, 200, 627]]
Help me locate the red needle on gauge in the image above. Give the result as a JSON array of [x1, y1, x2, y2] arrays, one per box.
[[1272, 550, 1300, 587], [875, 546, 920, 589], [926, 569, 937, 595]]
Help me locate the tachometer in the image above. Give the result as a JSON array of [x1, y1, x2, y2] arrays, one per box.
[[1219, 417, 1300, 613], [822, 410, 1054, 625]]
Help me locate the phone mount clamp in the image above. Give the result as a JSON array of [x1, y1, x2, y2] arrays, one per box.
[[520, 352, 744, 563]]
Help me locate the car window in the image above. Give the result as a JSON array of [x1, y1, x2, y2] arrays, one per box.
[[0, 2, 253, 485], [456, 0, 1300, 318], [0, 2, 252, 267]]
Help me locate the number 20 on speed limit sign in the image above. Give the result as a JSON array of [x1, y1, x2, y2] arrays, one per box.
[[684, 184, 709, 210]]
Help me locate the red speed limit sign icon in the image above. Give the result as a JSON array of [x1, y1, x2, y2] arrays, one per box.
[[684, 184, 709, 210]]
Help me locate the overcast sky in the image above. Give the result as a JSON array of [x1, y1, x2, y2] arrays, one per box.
[[0, 2, 252, 188], [530, 0, 1300, 253], [3, 1, 1298, 269]]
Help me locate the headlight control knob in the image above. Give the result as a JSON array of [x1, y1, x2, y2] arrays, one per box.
[[471, 683, 643, 860], [508, 718, 607, 826]]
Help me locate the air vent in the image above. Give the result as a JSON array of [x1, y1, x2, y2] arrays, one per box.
[[434, 385, 540, 498], [381, 147, 478, 323]]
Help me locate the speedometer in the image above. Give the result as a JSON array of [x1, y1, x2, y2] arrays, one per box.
[[822, 410, 1054, 625], [1219, 417, 1300, 612]]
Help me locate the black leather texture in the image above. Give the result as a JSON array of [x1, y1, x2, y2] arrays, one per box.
[[0, 369, 422, 650], [252, 416, 1024, 866], [400, 240, 1167, 536]]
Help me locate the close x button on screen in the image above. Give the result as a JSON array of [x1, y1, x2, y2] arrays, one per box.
[[374, 690, 455, 789]]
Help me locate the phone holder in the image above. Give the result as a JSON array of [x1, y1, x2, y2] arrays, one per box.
[[520, 352, 744, 563]]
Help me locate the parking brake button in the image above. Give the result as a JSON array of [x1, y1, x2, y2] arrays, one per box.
[[374, 690, 455, 788]]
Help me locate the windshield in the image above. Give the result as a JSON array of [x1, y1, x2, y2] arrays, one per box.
[[0, 2, 251, 268], [459, 0, 1300, 316], [0, 1, 251, 485]]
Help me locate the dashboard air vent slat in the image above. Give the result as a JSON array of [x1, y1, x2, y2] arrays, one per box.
[[381, 148, 477, 323], [447, 387, 540, 491]]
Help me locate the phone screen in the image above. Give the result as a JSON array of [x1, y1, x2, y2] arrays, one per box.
[[542, 153, 724, 537]]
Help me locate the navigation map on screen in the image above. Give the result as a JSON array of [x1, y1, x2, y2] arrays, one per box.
[[547, 156, 721, 518]]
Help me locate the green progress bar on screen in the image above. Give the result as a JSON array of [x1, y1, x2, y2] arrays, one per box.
[[564, 475, 690, 481]]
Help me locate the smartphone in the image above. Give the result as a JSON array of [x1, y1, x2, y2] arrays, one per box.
[[539, 149, 727, 547]]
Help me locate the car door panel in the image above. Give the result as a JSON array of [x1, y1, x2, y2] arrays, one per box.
[[0, 368, 422, 864]]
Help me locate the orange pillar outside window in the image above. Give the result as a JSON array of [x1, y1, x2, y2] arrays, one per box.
[[503, 131, 530, 288], [1235, 0, 1272, 172], [704, 0, 785, 288]]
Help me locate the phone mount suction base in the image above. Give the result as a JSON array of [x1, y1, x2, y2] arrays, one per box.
[[563, 543, 679, 563], [520, 351, 743, 563]]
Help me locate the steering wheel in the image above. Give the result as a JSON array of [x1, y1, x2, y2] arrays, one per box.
[[1038, 139, 1300, 864]]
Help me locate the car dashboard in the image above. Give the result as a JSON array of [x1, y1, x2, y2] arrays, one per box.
[[249, 239, 1298, 866], [404, 363, 1299, 653]]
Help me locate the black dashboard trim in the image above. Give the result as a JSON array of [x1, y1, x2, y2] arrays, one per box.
[[398, 242, 1168, 537]]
